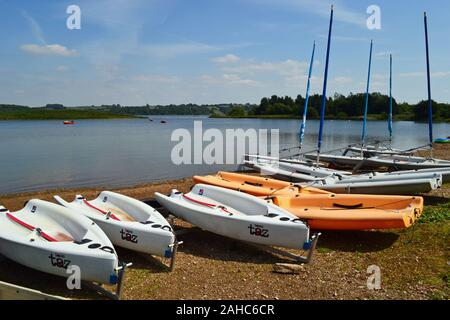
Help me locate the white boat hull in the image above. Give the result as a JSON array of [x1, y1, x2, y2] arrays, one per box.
[[55, 191, 175, 258], [0, 200, 118, 284], [155, 185, 311, 250], [308, 177, 440, 195], [304, 153, 450, 170], [248, 162, 441, 194]]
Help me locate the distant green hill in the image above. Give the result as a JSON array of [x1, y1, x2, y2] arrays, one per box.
[[1, 94, 449, 121], [0, 105, 133, 120]]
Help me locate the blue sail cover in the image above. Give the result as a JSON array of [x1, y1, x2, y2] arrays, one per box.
[[388, 54, 393, 141], [361, 40, 373, 145], [317, 6, 334, 153], [299, 42, 316, 145], [424, 12, 433, 145]]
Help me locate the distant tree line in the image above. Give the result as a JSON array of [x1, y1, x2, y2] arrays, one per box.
[[224, 93, 450, 121], [1, 94, 449, 121]]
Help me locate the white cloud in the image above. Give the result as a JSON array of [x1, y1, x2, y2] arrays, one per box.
[[223, 59, 308, 77], [399, 72, 423, 78], [431, 71, 450, 78], [199, 74, 260, 86], [22, 11, 46, 44], [372, 73, 388, 81], [133, 75, 180, 83], [334, 76, 353, 85], [20, 44, 78, 57], [144, 43, 220, 57], [245, 0, 366, 27], [56, 66, 69, 72], [375, 51, 392, 57], [330, 35, 370, 42], [212, 54, 240, 64], [400, 71, 450, 78], [222, 74, 259, 86]]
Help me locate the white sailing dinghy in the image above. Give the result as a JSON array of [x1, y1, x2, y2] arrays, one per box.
[[387, 167, 450, 184], [344, 145, 418, 156], [248, 161, 441, 194], [245, 154, 351, 178], [307, 175, 441, 195], [0, 200, 119, 285], [155, 184, 319, 262], [304, 14, 450, 172], [54, 191, 176, 259], [246, 153, 450, 183], [303, 152, 450, 170]]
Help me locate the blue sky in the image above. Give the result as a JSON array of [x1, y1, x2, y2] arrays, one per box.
[[0, 0, 449, 106]]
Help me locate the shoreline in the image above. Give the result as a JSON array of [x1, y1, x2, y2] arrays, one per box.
[[0, 115, 137, 121]]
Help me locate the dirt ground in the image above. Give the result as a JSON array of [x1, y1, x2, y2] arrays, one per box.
[[0, 145, 448, 300]]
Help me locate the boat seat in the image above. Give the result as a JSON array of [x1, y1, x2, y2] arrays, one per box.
[[7, 213, 74, 242]]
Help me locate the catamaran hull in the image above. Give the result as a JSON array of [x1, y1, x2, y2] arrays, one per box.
[[249, 162, 441, 194], [310, 178, 439, 195], [304, 153, 450, 170]]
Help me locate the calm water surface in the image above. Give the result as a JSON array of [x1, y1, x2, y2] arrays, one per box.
[[0, 116, 448, 194]]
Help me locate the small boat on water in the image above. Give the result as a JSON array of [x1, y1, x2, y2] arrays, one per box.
[[0, 200, 119, 284], [54, 191, 176, 258], [63, 120, 75, 125], [155, 184, 315, 251], [160, 120, 167, 124]]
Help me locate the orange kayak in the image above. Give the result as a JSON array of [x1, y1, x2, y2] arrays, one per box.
[[194, 172, 424, 230], [270, 194, 423, 230], [193, 171, 330, 197]]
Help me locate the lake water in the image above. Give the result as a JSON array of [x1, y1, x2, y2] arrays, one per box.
[[0, 116, 448, 195]]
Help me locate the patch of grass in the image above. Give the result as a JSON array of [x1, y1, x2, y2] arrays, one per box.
[[419, 201, 450, 223], [317, 247, 334, 254]]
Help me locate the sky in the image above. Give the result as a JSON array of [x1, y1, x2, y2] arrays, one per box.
[[0, 0, 449, 107]]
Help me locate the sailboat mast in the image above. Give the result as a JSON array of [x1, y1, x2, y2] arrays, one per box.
[[424, 12, 433, 154], [299, 41, 316, 147], [316, 5, 334, 164], [361, 40, 373, 152], [388, 54, 393, 146]]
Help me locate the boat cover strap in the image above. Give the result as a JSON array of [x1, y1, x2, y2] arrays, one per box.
[[182, 194, 232, 215], [82, 200, 120, 221], [6, 212, 58, 242], [183, 194, 216, 207]]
